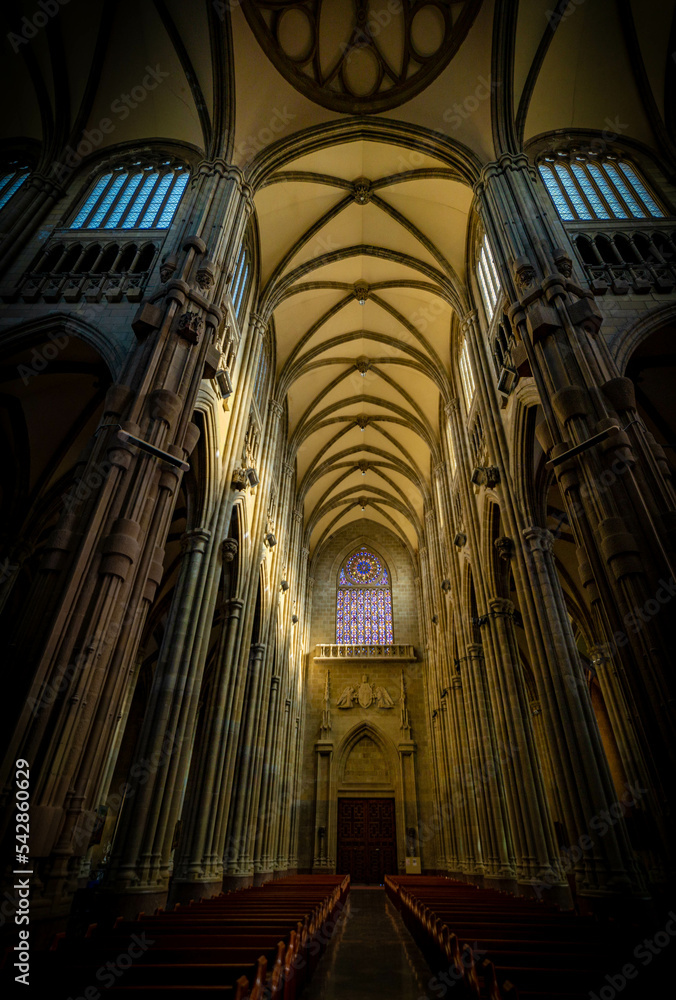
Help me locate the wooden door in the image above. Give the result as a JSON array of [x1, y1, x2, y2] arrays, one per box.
[[336, 798, 396, 884]]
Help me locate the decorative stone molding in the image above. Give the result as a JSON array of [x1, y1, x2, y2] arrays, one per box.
[[176, 310, 204, 345], [195, 258, 215, 291], [180, 528, 211, 554], [160, 255, 178, 283], [231, 467, 248, 491], [523, 525, 554, 553], [336, 674, 394, 710], [494, 536, 514, 561], [352, 179, 372, 205], [222, 538, 238, 562], [315, 644, 416, 661], [512, 255, 537, 294], [453, 532, 467, 548]]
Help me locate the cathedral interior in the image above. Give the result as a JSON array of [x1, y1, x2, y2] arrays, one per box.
[[1, 1, 676, 997]]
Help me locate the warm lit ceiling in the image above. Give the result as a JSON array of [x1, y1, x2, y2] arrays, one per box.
[[2, 0, 674, 559]]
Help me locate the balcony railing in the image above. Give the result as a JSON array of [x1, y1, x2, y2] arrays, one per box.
[[570, 224, 676, 295], [315, 643, 416, 660], [8, 232, 162, 304]]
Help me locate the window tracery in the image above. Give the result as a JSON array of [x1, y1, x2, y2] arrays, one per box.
[[336, 546, 393, 644], [538, 154, 665, 222], [0, 163, 30, 211], [476, 233, 500, 321], [69, 162, 189, 230]]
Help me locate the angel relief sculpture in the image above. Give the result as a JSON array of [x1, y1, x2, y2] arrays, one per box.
[[336, 686, 357, 709], [336, 675, 393, 709]]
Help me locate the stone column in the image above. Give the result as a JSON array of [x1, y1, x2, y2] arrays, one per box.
[[476, 153, 676, 812], [252, 674, 282, 884], [461, 643, 516, 888], [312, 739, 334, 872], [485, 596, 570, 903], [0, 161, 254, 922], [100, 527, 212, 913], [522, 526, 645, 906], [223, 642, 267, 888], [170, 595, 245, 903]]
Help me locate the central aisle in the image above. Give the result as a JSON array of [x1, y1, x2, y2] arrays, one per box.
[[303, 886, 434, 1000]]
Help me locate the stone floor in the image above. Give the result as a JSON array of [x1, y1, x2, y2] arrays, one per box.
[[302, 886, 435, 1000]]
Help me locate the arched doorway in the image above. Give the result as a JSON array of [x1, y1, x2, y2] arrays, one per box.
[[333, 723, 402, 884]]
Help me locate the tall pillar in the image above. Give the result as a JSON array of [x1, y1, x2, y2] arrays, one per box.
[[485, 596, 570, 904], [0, 162, 256, 924], [475, 153, 676, 821], [223, 642, 267, 888], [523, 526, 646, 907], [461, 643, 516, 889], [99, 527, 212, 913], [170, 595, 245, 903]]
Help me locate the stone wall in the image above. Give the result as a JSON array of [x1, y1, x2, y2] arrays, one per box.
[[296, 518, 439, 875]]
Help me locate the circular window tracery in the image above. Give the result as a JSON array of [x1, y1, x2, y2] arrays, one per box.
[[242, 0, 484, 114]]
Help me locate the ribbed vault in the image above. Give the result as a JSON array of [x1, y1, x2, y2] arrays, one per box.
[[254, 138, 472, 554]]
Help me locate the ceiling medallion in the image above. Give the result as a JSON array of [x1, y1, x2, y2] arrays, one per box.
[[242, 0, 484, 114]]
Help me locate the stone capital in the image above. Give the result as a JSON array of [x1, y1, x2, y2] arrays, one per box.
[[523, 525, 554, 553], [488, 597, 514, 616], [268, 398, 284, 420], [181, 528, 211, 554]]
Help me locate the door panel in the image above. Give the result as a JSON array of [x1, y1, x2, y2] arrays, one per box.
[[337, 798, 396, 884]]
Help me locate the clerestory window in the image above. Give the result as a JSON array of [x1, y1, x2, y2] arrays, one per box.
[[538, 155, 665, 222], [231, 240, 251, 321], [69, 163, 189, 230], [476, 233, 500, 321], [0, 164, 30, 211], [458, 338, 476, 410], [336, 546, 393, 644]]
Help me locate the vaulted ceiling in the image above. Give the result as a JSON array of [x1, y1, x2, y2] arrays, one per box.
[[2, 0, 675, 559]]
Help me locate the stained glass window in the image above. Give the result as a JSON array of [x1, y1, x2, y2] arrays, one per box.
[[477, 234, 500, 321], [69, 164, 188, 230], [0, 164, 30, 211], [539, 155, 665, 221], [336, 546, 393, 643]]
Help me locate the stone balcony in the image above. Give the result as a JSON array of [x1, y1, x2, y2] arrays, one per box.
[[314, 643, 416, 661]]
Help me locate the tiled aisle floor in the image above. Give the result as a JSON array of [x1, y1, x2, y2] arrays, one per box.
[[302, 887, 434, 1000]]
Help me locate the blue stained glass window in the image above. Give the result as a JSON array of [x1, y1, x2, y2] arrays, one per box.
[[555, 164, 592, 219], [105, 172, 143, 227], [139, 173, 173, 228], [71, 173, 113, 228], [539, 164, 574, 220], [87, 173, 126, 228], [70, 166, 188, 230], [156, 172, 189, 228], [122, 173, 160, 229], [618, 162, 663, 217], [0, 166, 30, 210], [336, 547, 393, 643], [603, 162, 645, 218], [571, 164, 610, 219], [587, 164, 627, 218]]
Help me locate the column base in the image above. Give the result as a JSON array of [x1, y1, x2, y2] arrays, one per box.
[[253, 871, 274, 887], [576, 889, 655, 924], [222, 873, 254, 890], [484, 875, 518, 894], [169, 879, 224, 907], [516, 879, 574, 909], [81, 887, 169, 924]]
